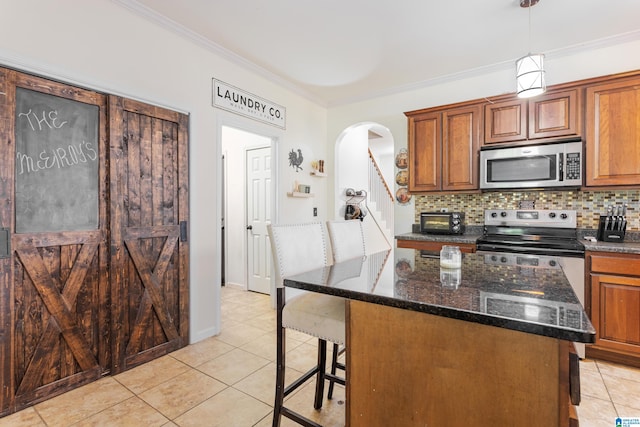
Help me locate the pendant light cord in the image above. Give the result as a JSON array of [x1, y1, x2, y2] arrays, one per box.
[[528, 0, 532, 54]]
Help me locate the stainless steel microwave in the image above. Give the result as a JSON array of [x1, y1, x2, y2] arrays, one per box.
[[479, 140, 583, 190]]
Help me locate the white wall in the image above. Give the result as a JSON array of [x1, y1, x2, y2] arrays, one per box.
[[327, 38, 640, 236], [0, 0, 328, 343]]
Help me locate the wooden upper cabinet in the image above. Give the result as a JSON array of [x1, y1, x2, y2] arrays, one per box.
[[484, 99, 527, 144], [407, 104, 480, 193], [442, 105, 480, 191], [408, 111, 440, 192], [585, 76, 640, 187], [483, 89, 581, 146], [405, 70, 640, 193], [529, 89, 581, 139]]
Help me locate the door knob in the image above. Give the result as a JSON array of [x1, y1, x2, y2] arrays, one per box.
[[246, 225, 253, 230]]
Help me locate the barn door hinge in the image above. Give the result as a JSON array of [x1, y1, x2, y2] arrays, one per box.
[[0, 228, 9, 258], [180, 221, 188, 242]]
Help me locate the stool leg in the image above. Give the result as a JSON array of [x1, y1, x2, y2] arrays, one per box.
[[327, 343, 339, 399], [272, 288, 286, 427], [314, 339, 327, 410]]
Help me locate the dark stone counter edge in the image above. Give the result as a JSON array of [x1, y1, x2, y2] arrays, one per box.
[[284, 279, 596, 344], [396, 229, 640, 255], [581, 240, 640, 254], [395, 232, 481, 245]]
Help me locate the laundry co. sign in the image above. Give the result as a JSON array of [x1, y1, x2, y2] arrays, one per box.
[[212, 79, 286, 129]]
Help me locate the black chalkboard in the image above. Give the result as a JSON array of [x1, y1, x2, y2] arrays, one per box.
[[15, 88, 99, 233]]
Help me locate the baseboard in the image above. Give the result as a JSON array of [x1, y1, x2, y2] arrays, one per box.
[[189, 325, 220, 344], [224, 282, 246, 291]]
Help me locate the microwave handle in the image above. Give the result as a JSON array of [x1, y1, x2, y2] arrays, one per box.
[[558, 153, 564, 182]]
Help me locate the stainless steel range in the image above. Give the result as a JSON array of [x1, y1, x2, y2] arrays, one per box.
[[476, 209, 584, 257], [476, 209, 586, 357]]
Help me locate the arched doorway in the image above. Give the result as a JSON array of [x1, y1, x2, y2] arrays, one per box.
[[334, 122, 395, 254]]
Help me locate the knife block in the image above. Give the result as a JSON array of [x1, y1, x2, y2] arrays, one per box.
[[597, 215, 626, 242]]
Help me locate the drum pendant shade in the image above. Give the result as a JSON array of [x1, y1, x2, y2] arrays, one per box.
[[516, 0, 546, 98], [516, 53, 545, 98]]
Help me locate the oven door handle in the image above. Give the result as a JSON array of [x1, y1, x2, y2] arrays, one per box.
[[476, 244, 584, 258]]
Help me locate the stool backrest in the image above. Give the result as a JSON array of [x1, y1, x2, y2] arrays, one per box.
[[267, 222, 329, 287], [326, 220, 366, 263]]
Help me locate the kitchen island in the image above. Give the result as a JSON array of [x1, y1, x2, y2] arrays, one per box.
[[284, 249, 596, 427]]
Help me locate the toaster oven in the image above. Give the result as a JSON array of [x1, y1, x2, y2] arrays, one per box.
[[419, 212, 465, 235]]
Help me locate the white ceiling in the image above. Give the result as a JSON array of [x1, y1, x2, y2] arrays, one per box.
[[120, 0, 640, 106]]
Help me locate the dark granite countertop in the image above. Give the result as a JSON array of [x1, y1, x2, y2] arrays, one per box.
[[581, 239, 640, 254], [284, 249, 595, 343], [578, 229, 640, 254]]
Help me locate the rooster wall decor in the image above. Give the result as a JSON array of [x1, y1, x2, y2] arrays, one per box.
[[289, 148, 303, 172]]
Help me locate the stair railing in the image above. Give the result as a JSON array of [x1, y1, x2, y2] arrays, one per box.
[[367, 149, 394, 230], [368, 249, 392, 291], [365, 149, 394, 249]]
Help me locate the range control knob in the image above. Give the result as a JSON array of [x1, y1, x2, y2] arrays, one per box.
[[491, 212, 498, 218], [490, 255, 498, 262], [500, 211, 508, 218], [549, 212, 556, 218], [500, 256, 508, 263], [560, 213, 568, 219], [549, 260, 557, 267]]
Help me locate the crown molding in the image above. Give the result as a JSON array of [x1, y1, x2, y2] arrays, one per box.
[[111, 0, 327, 106]]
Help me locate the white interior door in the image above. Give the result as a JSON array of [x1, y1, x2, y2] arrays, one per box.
[[246, 146, 272, 294]]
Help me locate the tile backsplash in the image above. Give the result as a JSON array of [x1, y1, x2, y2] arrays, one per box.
[[414, 190, 640, 230]]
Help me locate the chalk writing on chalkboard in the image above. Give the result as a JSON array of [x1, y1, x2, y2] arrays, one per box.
[[15, 88, 100, 233]]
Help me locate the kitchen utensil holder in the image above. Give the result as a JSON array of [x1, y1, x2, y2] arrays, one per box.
[[597, 215, 626, 243]]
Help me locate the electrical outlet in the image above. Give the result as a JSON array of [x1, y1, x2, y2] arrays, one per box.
[[313, 207, 318, 217]]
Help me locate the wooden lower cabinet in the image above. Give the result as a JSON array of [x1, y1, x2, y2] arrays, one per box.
[[586, 252, 640, 367], [347, 301, 577, 427]]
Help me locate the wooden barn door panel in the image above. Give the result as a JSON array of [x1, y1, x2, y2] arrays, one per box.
[[109, 96, 189, 374], [12, 233, 106, 407], [0, 66, 14, 416], [0, 69, 109, 414]]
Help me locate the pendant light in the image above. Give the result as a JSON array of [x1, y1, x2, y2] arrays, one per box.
[[516, 0, 546, 98]]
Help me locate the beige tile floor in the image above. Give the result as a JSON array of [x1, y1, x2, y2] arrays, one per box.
[[1, 285, 639, 427]]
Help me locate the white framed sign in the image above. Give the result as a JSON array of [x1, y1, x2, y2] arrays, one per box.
[[212, 79, 286, 129]]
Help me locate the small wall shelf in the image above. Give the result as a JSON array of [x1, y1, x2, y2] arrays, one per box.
[[287, 191, 315, 198], [310, 171, 327, 177]]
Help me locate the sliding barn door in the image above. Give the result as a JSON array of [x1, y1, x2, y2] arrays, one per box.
[[109, 96, 189, 373], [0, 69, 109, 414]]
